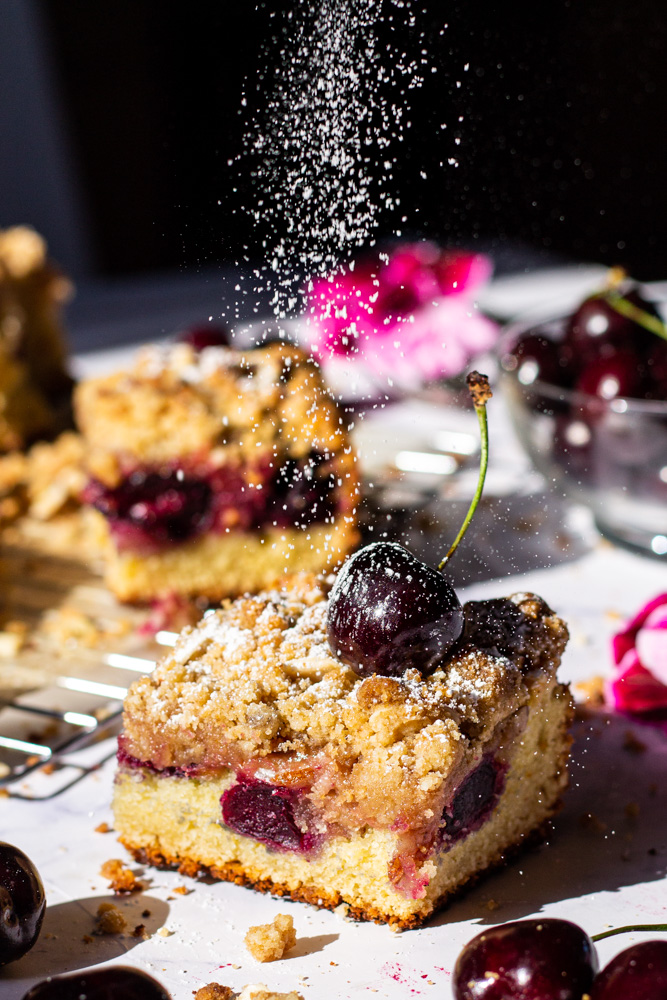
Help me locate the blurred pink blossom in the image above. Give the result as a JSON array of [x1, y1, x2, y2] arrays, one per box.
[[606, 593, 667, 714], [305, 243, 497, 389]]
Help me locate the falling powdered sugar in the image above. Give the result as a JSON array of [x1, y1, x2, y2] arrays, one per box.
[[239, 0, 429, 320]]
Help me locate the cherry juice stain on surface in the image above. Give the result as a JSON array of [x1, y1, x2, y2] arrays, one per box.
[[379, 961, 426, 995]]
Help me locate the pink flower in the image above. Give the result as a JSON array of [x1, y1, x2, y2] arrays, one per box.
[[305, 243, 497, 390], [607, 593, 667, 714]]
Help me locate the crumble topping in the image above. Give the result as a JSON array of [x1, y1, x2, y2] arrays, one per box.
[[120, 574, 568, 831], [245, 913, 297, 962], [75, 341, 349, 478]]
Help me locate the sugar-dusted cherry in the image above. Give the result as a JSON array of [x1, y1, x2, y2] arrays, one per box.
[[452, 918, 598, 1000], [590, 940, 667, 999], [327, 541, 464, 677], [21, 967, 172, 1000], [0, 842, 46, 966]]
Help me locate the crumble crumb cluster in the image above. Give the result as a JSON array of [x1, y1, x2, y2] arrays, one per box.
[[99, 858, 144, 894], [194, 986, 234, 1000], [238, 986, 304, 1000], [245, 914, 297, 963], [0, 431, 91, 553], [95, 901, 127, 935]]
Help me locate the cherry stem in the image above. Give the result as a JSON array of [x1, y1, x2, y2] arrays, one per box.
[[607, 293, 667, 342], [592, 922, 667, 943], [438, 371, 491, 572]]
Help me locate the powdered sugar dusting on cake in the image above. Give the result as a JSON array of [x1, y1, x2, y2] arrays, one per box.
[[121, 574, 568, 778]]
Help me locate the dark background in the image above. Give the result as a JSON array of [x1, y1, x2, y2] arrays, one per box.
[[3, 1, 667, 279]]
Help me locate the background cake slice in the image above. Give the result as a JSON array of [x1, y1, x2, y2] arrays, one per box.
[[0, 226, 73, 452], [75, 341, 359, 602], [113, 573, 572, 928]]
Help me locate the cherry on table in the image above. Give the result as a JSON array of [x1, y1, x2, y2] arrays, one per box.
[[565, 288, 658, 365], [0, 842, 46, 967], [506, 331, 571, 387], [575, 351, 642, 400], [590, 940, 667, 999], [452, 918, 598, 1000], [327, 541, 464, 678], [21, 966, 171, 1000]]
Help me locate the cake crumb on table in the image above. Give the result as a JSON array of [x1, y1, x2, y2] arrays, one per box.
[[193, 985, 233, 1000], [238, 984, 304, 1000], [245, 914, 297, 962], [99, 858, 143, 893], [95, 821, 112, 833], [95, 901, 127, 935]]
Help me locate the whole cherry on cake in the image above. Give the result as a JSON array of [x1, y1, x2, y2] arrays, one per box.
[[0, 842, 46, 966], [327, 372, 491, 678]]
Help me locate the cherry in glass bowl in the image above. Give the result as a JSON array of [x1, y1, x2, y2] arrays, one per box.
[[498, 305, 667, 558]]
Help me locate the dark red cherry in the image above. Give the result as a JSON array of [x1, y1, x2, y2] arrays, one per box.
[[565, 288, 658, 365], [83, 470, 214, 547], [441, 757, 504, 845], [453, 918, 598, 1000], [460, 598, 531, 659], [269, 454, 337, 528], [221, 778, 317, 853], [645, 341, 667, 399], [21, 966, 171, 1000], [0, 842, 46, 966], [576, 351, 642, 400], [327, 542, 463, 678], [505, 332, 570, 387], [179, 324, 230, 351], [590, 940, 667, 999]]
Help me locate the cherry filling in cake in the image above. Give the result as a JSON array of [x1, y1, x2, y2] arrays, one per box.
[[221, 777, 320, 854], [116, 743, 507, 893], [82, 451, 339, 553], [439, 756, 505, 846]]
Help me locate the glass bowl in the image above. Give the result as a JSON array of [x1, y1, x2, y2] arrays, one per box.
[[498, 317, 667, 557]]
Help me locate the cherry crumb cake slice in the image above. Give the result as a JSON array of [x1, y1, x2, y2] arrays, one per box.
[[74, 341, 358, 602], [113, 573, 572, 929]]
